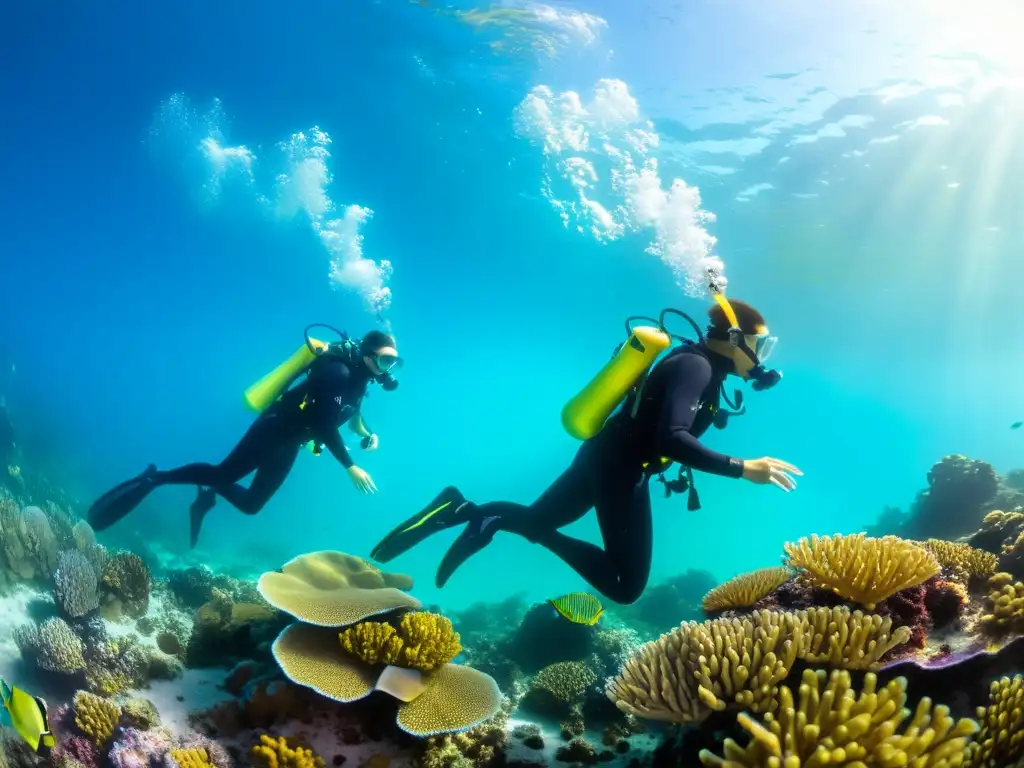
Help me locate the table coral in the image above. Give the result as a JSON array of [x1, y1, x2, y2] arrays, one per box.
[[784, 533, 940, 609], [258, 550, 418, 627], [697, 668, 979, 767]]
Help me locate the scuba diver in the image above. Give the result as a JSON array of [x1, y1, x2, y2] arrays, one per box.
[[88, 328, 402, 548], [371, 293, 801, 604]]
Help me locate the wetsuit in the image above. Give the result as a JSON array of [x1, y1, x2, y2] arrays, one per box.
[[372, 342, 744, 604], [87, 353, 371, 544]]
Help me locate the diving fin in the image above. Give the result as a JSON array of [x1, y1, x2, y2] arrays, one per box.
[[87, 465, 159, 531], [435, 515, 501, 588], [370, 486, 469, 563], [189, 487, 217, 549]]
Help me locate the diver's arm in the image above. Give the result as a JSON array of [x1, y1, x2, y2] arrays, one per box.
[[320, 428, 355, 469], [656, 354, 745, 479], [348, 410, 373, 438]]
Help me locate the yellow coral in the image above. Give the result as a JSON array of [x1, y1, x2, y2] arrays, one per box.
[[339, 612, 462, 672], [920, 538, 999, 582], [251, 734, 325, 768], [395, 663, 504, 737], [701, 566, 794, 612], [783, 532, 940, 609], [168, 748, 212, 767], [605, 606, 912, 725], [532, 661, 597, 704], [339, 621, 405, 665], [698, 668, 979, 767], [397, 612, 462, 671], [966, 675, 1024, 768], [978, 572, 1024, 634], [73, 691, 121, 745]]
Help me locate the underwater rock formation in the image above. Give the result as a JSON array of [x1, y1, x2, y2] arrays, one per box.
[[505, 602, 595, 673]]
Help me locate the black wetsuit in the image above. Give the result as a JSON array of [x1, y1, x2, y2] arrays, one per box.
[[472, 343, 743, 603], [154, 354, 370, 512], [87, 353, 371, 537]]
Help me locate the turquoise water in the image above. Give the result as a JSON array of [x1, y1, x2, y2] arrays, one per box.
[[2, 0, 1022, 611]]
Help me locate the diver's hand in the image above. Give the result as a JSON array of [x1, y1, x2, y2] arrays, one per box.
[[348, 466, 377, 494], [741, 457, 802, 491], [362, 433, 379, 452]]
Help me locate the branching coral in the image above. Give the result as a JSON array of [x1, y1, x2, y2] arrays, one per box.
[[101, 551, 151, 618], [339, 611, 462, 671], [920, 538, 999, 584], [54, 549, 100, 618], [606, 606, 912, 724], [978, 572, 1024, 634], [168, 748, 213, 767], [251, 734, 325, 768], [697, 668, 979, 766], [701, 566, 794, 612], [73, 691, 121, 745], [966, 675, 1024, 768], [783, 533, 940, 609]]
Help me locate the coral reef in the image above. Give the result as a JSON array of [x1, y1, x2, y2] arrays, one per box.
[[521, 661, 597, 721], [101, 551, 151, 619], [697, 668, 979, 766], [701, 566, 794, 613], [615, 568, 717, 635], [185, 587, 285, 668], [606, 606, 911, 724], [904, 454, 1001, 539], [0, 498, 59, 588], [784, 532, 940, 609]]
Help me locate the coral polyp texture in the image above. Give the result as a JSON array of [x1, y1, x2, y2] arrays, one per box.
[[966, 675, 1024, 768], [339, 611, 462, 671], [73, 690, 122, 745], [919, 538, 999, 584], [783, 532, 940, 609], [697, 668, 979, 767], [605, 606, 911, 724], [257, 550, 420, 626], [700, 566, 794, 612]]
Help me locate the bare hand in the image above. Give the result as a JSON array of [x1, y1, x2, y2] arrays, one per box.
[[348, 466, 377, 494], [741, 457, 802, 492], [363, 434, 379, 452]]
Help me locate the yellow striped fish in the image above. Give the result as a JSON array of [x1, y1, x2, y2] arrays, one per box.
[[548, 592, 603, 626]]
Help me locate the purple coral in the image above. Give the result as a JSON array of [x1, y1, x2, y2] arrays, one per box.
[[108, 727, 174, 768], [50, 703, 101, 768]]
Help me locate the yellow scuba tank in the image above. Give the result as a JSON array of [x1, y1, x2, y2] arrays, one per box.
[[243, 337, 329, 413], [561, 325, 671, 441]]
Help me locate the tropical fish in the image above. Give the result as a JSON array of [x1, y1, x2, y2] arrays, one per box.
[[0, 680, 55, 758], [548, 592, 604, 626]]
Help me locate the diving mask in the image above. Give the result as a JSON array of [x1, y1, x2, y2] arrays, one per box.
[[373, 352, 402, 374]]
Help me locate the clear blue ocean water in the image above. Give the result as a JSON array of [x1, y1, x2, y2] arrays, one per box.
[[2, 0, 1022, 611]]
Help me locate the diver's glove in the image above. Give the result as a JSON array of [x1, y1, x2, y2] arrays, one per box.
[[348, 465, 378, 494], [361, 434, 379, 452], [740, 456, 803, 492]]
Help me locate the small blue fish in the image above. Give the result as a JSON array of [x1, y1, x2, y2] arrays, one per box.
[[1011, 421, 1022, 430], [548, 592, 604, 626]]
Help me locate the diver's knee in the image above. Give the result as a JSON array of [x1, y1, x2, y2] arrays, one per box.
[[610, 579, 646, 605]]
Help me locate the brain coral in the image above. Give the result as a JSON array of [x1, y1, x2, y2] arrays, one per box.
[[258, 550, 419, 627]]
